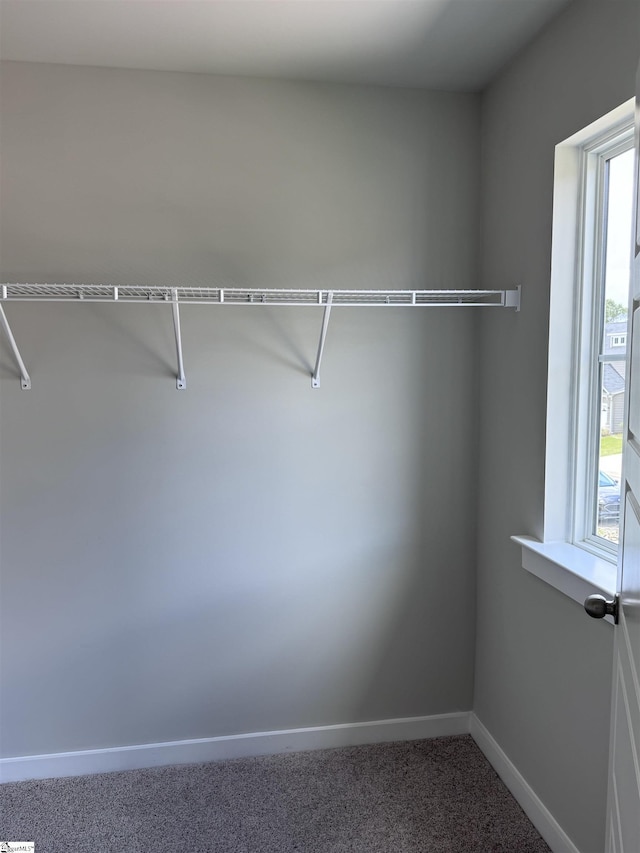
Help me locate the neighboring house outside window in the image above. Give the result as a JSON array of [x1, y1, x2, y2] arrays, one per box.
[[602, 320, 627, 436]]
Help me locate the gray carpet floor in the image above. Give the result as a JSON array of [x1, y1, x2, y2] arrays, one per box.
[[1, 735, 550, 852]]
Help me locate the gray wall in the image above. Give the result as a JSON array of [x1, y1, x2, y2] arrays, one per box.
[[475, 3, 639, 852], [0, 62, 480, 757]]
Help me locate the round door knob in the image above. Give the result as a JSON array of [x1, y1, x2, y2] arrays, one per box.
[[584, 594, 618, 621]]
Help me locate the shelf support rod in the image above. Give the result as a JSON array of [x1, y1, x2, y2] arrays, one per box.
[[311, 291, 333, 389], [171, 289, 187, 390], [0, 305, 31, 389]]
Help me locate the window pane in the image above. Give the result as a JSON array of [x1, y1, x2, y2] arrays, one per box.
[[604, 148, 634, 313], [597, 365, 624, 544], [594, 146, 633, 547]]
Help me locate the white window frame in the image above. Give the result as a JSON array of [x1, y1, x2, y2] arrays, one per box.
[[573, 126, 633, 558], [513, 99, 634, 613], [611, 334, 627, 346]]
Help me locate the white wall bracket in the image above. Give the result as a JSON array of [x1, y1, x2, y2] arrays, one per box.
[[170, 289, 187, 390], [311, 291, 333, 389], [505, 285, 521, 311], [0, 303, 31, 389]]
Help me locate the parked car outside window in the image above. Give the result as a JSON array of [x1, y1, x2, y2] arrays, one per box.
[[598, 470, 620, 522]]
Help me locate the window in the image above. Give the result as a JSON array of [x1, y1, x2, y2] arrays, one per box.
[[574, 136, 633, 555], [514, 99, 634, 607]]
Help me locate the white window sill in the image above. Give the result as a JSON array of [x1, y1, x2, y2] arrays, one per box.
[[512, 536, 616, 625]]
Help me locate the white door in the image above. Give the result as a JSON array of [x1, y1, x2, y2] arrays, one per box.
[[605, 65, 640, 853]]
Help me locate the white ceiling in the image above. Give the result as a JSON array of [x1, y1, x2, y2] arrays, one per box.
[[0, 0, 572, 92]]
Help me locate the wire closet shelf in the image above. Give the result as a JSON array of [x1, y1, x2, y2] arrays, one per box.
[[1, 283, 520, 308], [0, 283, 521, 391]]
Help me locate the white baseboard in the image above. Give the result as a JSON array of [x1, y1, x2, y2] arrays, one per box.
[[469, 714, 580, 853], [0, 711, 470, 783]]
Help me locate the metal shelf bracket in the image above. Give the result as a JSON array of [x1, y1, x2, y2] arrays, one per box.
[[311, 291, 333, 389], [0, 304, 31, 389], [170, 289, 187, 390], [505, 285, 521, 311]]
